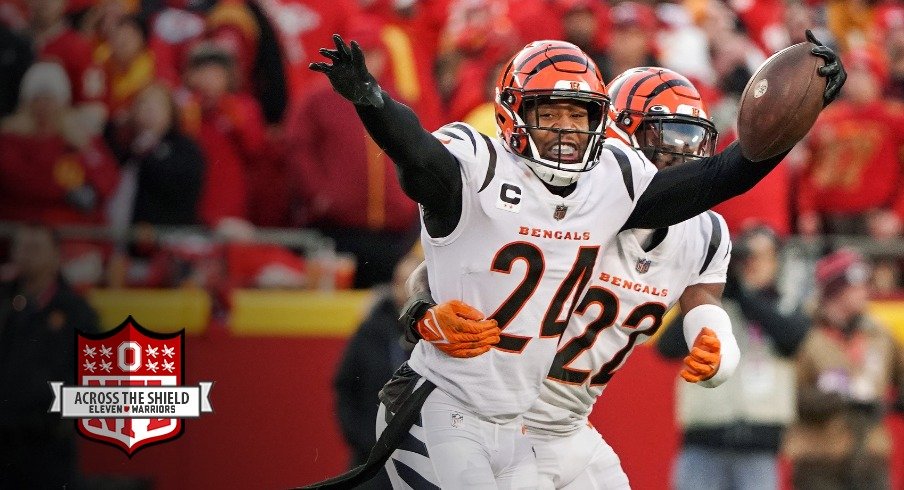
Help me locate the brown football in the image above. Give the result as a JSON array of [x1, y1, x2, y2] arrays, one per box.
[[737, 42, 826, 161]]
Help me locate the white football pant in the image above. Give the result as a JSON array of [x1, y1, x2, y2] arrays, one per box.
[[377, 387, 538, 489], [529, 423, 630, 489]]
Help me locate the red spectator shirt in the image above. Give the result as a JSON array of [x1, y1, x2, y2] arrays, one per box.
[[798, 100, 904, 217], [285, 82, 419, 232], [38, 27, 106, 104], [182, 92, 270, 226], [348, 3, 447, 129], [0, 132, 119, 224], [251, 0, 357, 105]]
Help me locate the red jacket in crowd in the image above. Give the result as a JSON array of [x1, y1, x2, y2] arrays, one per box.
[[286, 82, 419, 232], [249, 0, 357, 105], [37, 27, 106, 104], [798, 100, 904, 218], [0, 132, 119, 224], [183, 92, 269, 226]]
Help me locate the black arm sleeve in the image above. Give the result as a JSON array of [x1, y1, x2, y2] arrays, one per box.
[[655, 314, 690, 359], [356, 93, 462, 237], [734, 288, 810, 357], [624, 142, 789, 230]]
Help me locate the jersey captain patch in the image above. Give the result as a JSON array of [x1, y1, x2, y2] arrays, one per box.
[[496, 183, 523, 213]]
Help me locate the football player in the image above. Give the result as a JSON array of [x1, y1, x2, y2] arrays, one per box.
[[306, 33, 844, 489], [399, 67, 738, 489]]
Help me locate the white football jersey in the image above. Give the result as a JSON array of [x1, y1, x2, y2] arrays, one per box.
[[525, 210, 731, 434], [407, 123, 657, 422]]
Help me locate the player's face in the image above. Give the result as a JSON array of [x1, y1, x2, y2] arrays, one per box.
[[525, 101, 591, 164], [639, 121, 713, 170]]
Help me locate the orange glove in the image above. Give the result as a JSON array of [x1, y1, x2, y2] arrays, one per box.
[[681, 327, 721, 383], [417, 300, 501, 358]]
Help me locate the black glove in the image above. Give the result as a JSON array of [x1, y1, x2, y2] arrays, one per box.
[[806, 29, 847, 107], [309, 34, 384, 108]]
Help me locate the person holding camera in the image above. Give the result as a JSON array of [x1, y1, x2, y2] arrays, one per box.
[[657, 225, 811, 490]]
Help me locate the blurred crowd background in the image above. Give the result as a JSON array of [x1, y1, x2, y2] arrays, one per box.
[[1, 0, 904, 300], [1, 0, 904, 488]]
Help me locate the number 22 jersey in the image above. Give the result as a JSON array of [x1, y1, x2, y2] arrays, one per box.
[[525, 210, 732, 434]]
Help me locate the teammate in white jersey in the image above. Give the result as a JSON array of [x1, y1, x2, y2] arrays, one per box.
[[526, 68, 740, 489], [306, 34, 844, 489]]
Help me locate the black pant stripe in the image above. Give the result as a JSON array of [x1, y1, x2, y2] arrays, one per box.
[[395, 430, 429, 459], [392, 459, 440, 490]]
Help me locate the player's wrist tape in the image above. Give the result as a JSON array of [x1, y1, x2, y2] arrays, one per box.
[[683, 304, 739, 388], [399, 291, 436, 343]]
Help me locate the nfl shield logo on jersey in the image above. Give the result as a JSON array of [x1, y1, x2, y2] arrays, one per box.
[[553, 204, 568, 220], [49, 316, 213, 456], [635, 258, 652, 274]]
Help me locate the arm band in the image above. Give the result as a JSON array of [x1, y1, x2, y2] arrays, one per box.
[[398, 290, 436, 343], [683, 304, 739, 388]]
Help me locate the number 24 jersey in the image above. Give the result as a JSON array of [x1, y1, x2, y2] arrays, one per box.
[[407, 123, 657, 422]]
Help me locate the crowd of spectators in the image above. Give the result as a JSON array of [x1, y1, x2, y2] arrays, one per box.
[[655, 227, 904, 489], [1, 0, 904, 295]]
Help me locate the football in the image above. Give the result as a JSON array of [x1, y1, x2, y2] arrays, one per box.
[[737, 42, 826, 161]]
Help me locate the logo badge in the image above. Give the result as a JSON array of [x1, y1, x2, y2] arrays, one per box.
[[635, 258, 652, 274], [754, 79, 768, 98], [451, 412, 464, 428], [49, 316, 213, 456], [553, 204, 568, 221], [496, 183, 523, 213]]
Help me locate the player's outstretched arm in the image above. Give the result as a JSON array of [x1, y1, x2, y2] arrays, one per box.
[[625, 142, 784, 230], [677, 283, 739, 388], [310, 34, 462, 221], [624, 32, 845, 231], [399, 261, 501, 358]]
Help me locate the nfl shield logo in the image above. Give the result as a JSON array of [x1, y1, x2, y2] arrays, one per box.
[[76, 317, 184, 456], [635, 258, 652, 274], [553, 204, 568, 220]]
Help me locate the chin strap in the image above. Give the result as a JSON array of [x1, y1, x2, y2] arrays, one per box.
[[525, 160, 580, 187]]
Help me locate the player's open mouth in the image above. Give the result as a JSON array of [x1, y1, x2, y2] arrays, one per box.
[[549, 143, 579, 162]]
